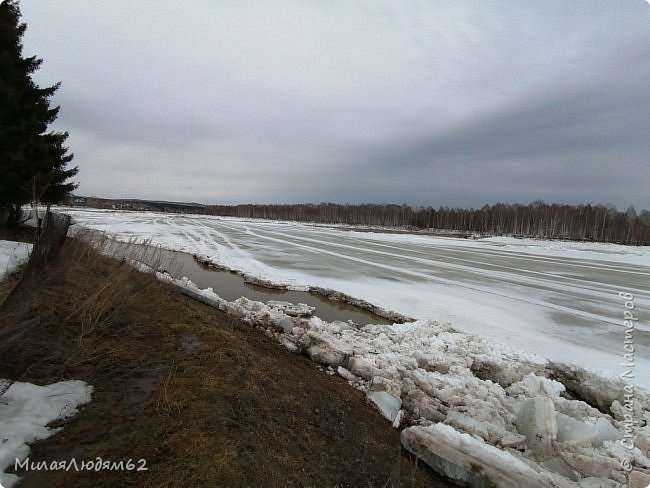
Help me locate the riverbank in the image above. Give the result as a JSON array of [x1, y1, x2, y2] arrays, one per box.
[[0, 235, 450, 487]]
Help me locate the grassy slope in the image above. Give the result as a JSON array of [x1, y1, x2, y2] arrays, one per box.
[[0, 237, 453, 487]]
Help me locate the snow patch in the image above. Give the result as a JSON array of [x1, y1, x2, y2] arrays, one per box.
[[0, 241, 32, 282], [0, 380, 92, 488]]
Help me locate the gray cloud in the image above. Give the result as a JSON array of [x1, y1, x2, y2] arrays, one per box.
[[17, 0, 650, 210]]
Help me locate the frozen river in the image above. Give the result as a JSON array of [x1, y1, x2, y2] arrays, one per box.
[[63, 208, 650, 388]]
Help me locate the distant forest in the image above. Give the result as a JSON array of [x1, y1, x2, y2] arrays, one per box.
[[204, 201, 650, 245]]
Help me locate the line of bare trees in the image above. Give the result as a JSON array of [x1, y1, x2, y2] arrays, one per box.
[[204, 201, 650, 245]]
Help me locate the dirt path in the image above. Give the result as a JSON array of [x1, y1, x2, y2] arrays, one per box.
[[0, 237, 453, 487]]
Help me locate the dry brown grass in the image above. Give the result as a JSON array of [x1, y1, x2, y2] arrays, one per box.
[[1, 237, 163, 380], [0, 236, 452, 488]]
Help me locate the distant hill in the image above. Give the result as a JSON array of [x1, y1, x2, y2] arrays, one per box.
[[65, 195, 206, 214]]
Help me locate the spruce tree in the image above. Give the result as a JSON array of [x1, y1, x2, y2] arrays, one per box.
[[0, 0, 77, 224]]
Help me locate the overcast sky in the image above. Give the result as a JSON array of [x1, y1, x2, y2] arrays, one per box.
[[18, 1, 650, 210]]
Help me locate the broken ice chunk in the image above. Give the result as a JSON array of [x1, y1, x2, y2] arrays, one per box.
[[267, 300, 315, 317], [367, 390, 401, 423], [516, 397, 558, 460], [401, 423, 562, 487], [556, 413, 620, 447]]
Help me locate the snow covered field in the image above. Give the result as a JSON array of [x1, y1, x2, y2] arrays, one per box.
[[0, 241, 32, 282], [63, 207, 650, 389]]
